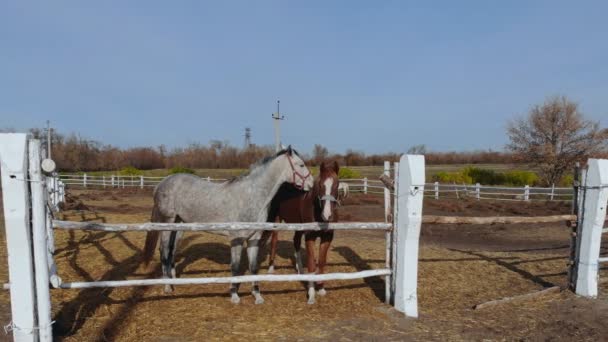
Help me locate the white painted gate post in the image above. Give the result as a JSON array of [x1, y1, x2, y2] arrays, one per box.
[[524, 185, 530, 201], [475, 183, 480, 200], [383, 161, 392, 304], [28, 140, 53, 342], [0, 133, 38, 342], [83, 173, 87, 188], [140, 175, 144, 189], [434, 182, 439, 200], [393, 154, 425, 318], [574, 159, 608, 297], [111, 175, 115, 187], [363, 177, 368, 194], [550, 184, 555, 201]]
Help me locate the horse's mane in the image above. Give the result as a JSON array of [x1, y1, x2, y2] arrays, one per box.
[[226, 148, 300, 184]]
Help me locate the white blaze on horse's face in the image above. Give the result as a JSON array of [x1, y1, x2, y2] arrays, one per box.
[[322, 178, 334, 221]]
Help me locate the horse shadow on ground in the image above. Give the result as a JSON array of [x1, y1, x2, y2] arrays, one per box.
[[332, 246, 385, 302], [53, 230, 153, 341]]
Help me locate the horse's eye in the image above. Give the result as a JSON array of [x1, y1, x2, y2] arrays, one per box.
[[299, 164, 304, 167]]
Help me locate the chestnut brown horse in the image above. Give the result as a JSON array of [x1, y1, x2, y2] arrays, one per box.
[[265, 161, 341, 304]]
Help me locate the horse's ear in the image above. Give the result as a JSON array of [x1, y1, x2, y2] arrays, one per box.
[[333, 160, 340, 174], [286, 145, 293, 155]]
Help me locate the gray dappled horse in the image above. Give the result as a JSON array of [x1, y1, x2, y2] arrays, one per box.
[[142, 146, 313, 304]]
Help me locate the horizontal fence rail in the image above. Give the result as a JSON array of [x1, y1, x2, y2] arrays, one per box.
[[53, 220, 393, 232], [58, 269, 392, 289]]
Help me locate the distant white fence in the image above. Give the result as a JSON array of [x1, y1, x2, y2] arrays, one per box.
[[59, 173, 574, 202]]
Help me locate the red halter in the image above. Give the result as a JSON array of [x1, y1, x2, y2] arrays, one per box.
[[286, 154, 311, 190]]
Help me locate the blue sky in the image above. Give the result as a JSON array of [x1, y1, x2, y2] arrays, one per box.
[[1, 1, 607, 154]]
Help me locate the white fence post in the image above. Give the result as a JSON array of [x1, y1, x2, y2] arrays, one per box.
[[383, 161, 391, 304], [434, 181, 439, 199], [550, 183, 555, 201], [28, 140, 53, 342], [103, 175, 106, 188], [140, 175, 144, 189], [111, 175, 115, 187], [0, 133, 38, 342], [475, 183, 480, 200], [574, 159, 608, 297], [207, 176, 211, 182], [393, 155, 425, 318], [391, 162, 399, 298], [83, 173, 87, 188], [524, 185, 530, 201], [363, 177, 368, 194]]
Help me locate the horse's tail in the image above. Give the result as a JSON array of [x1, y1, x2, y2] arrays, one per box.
[[142, 206, 162, 266]]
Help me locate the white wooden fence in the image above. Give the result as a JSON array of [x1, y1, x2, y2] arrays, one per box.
[[59, 173, 573, 202], [0, 133, 425, 341]]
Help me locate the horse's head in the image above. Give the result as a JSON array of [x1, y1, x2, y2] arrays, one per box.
[[276, 146, 314, 191], [315, 160, 340, 222]]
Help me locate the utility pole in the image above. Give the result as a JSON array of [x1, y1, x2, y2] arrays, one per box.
[[46, 120, 52, 159], [271, 100, 285, 152]]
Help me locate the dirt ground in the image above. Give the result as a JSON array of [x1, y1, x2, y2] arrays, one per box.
[[1, 188, 608, 341]]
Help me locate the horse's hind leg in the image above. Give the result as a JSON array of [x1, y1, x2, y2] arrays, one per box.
[[293, 231, 304, 274], [247, 235, 264, 304], [160, 227, 183, 293], [268, 231, 279, 274], [230, 238, 245, 304]]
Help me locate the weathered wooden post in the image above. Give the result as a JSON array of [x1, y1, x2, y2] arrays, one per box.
[[574, 159, 608, 297], [524, 185, 530, 201], [383, 161, 391, 304], [28, 140, 53, 342], [475, 183, 480, 200], [434, 181, 439, 199], [0, 133, 38, 342], [393, 155, 425, 318], [363, 177, 368, 194]]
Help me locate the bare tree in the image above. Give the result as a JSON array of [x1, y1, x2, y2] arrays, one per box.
[[507, 95, 608, 185], [407, 144, 427, 155], [312, 144, 329, 165]]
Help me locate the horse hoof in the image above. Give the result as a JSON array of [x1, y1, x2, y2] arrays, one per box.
[[255, 297, 265, 305], [231, 295, 241, 304], [317, 288, 327, 296], [307, 298, 316, 305], [268, 265, 275, 274], [163, 285, 174, 294]]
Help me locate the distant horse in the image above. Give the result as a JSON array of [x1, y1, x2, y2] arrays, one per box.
[[266, 161, 341, 304], [142, 146, 313, 304]]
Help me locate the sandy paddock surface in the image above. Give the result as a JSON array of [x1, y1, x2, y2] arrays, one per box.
[[1, 187, 608, 341]]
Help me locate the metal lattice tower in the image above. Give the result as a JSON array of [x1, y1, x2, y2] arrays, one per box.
[[244, 127, 252, 149]]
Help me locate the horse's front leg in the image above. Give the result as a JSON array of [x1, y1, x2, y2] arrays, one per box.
[[316, 230, 334, 296], [247, 236, 264, 304], [305, 237, 317, 304], [230, 238, 245, 304]]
